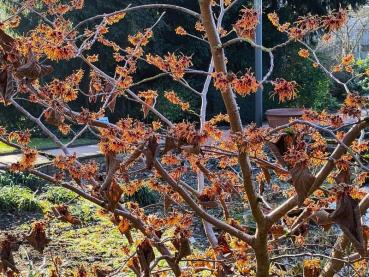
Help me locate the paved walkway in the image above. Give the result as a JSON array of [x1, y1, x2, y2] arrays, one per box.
[[0, 144, 101, 166]]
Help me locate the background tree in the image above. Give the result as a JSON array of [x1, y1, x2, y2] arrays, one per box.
[[1, 1, 369, 276], [1, 0, 366, 127]]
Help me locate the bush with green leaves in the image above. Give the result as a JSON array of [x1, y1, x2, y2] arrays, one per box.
[[125, 187, 160, 207], [0, 186, 41, 212], [354, 57, 369, 94], [0, 171, 45, 191], [265, 46, 338, 112], [44, 186, 78, 204]]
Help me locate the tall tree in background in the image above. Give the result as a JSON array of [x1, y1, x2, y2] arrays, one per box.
[[1, 1, 369, 276], [1, 0, 366, 126]]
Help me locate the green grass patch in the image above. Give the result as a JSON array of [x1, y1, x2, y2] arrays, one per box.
[[29, 137, 97, 149], [44, 187, 78, 204], [0, 141, 15, 153], [0, 137, 97, 154], [47, 214, 137, 269], [0, 186, 41, 212], [0, 172, 45, 190]]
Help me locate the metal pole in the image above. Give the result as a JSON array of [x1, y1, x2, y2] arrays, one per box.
[[254, 0, 263, 127]]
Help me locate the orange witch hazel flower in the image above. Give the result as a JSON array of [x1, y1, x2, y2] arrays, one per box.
[[322, 9, 348, 32], [212, 72, 231, 92], [164, 90, 190, 111], [341, 54, 354, 66], [232, 70, 259, 96], [270, 78, 298, 102], [138, 90, 158, 118], [10, 147, 38, 172], [234, 8, 259, 39], [212, 71, 259, 96], [146, 53, 192, 80], [128, 29, 153, 47], [106, 12, 126, 25], [175, 26, 187, 36], [298, 48, 310, 58], [268, 12, 280, 27]]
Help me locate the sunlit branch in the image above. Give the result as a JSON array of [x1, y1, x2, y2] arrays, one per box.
[[70, 4, 201, 34]]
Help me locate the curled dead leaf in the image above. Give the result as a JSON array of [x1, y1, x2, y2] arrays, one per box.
[[290, 164, 316, 206], [163, 136, 177, 154], [172, 231, 191, 261], [270, 224, 285, 239], [0, 68, 16, 106], [268, 133, 294, 167], [215, 233, 232, 255], [144, 136, 158, 170], [94, 266, 111, 277], [334, 168, 351, 185], [303, 258, 321, 277], [329, 191, 365, 255], [45, 110, 64, 126], [127, 256, 141, 276], [142, 95, 156, 119], [137, 238, 155, 276], [52, 204, 81, 225], [310, 210, 333, 231], [0, 234, 18, 274], [25, 221, 51, 253], [106, 181, 123, 211], [117, 216, 133, 244], [74, 265, 87, 277], [0, 30, 15, 53], [16, 52, 41, 80]]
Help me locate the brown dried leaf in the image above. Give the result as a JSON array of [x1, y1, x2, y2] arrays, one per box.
[[16, 52, 41, 80], [40, 64, 53, 77], [268, 134, 292, 167], [105, 82, 118, 112], [145, 136, 158, 170], [329, 191, 365, 255], [127, 256, 141, 276], [290, 164, 316, 206], [107, 94, 117, 113], [137, 238, 155, 275], [260, 167, 271, 194], [45, 110, 64, 126], [0, 69, 8, 105], [0, 30, 15, 53], [142, 96, 156, 119], [105, 152, 117, 176], [163, 195, 171, 214], [52, 204, 81, 225], [262, 167, 271, 184], [163, 136, 177, 153], [270, 224, 285, 239], [0, 68, 15, 106], [117, 217, 133, 244], [75, 265, 87, 277], [215, 233, 232, 255], [215, 263, 234, 277], [118, 217, 130, 234], [303, 259, 321, 277], [0, 234, 18, 274], [334, 169, 351, 185], [172, 231, 191, 261], [310, 210, 333, 231], [363, 225, 369, 252], [106, 181, 123, 211], [25, 221, 51, 253], [94, 266, 111, 277]]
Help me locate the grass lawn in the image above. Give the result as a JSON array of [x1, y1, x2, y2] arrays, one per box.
[[0, 137, 97, 154]]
